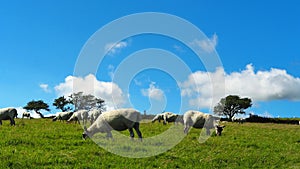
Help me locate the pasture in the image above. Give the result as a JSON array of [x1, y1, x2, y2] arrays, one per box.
[[0, 118, 299, 168]]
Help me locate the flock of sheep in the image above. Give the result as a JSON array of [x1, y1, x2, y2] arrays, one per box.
[[0, 107, 226, 140]]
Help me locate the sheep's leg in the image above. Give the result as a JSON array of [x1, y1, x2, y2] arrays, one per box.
[[106, 131, 113, 139], [10, 118, 15, 126], [133, 123, 142, 141], [0, 120, 2, 125], [184, 125, 189, 134], [128, 128, 134, 140], [205, 127, 211, 135]]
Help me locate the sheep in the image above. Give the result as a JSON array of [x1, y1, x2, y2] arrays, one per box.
[[232, 117, 246, 124], [52, 111, 73, 122], [0, 108, 18, 126], [67, 110, 89, 125], [152, 114, 163, 123], [88, 109, 102, 124], [82, 108, 142, 140], [22, 112, 31, 119], [183, 110, 224, 136], [152, 112, 179, 125]]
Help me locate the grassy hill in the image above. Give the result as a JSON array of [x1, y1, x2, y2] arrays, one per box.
[[0, 119, 299, 168]]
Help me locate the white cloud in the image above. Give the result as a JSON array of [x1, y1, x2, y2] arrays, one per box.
[[180, 64, 300, 109], [258, 111, 274, 118], [104, 41, 128, 55], [39, 83, 51, 93], [108, 64, 115, 80], [141, 82, 164, 101], [173, 44, 185, 53], [54, 74, 126, 110], [134, 79, 143, 86], [190, 33, 218, 53]]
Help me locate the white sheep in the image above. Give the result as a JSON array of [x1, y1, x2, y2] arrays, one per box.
[[82, 108, 142, 140], [152, 112, 179, 124], [151, 114, 163, 123], [88, 109, 102, 124], [183, 110, 224, 136], [67, 110, 89, 125], [52, 111, 73, 122], [22, 112, 31, 119], [0, 107, 18, 126], [232, 117, 246, 124]]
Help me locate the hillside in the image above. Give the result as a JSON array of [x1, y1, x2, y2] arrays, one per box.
[[0, 119, 299, 168]]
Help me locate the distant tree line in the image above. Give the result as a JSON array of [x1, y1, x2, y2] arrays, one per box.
[[245, 114, 299, 125], [23, 92, 105, 118]]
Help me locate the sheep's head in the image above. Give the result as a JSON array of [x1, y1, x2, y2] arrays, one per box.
[[82, 126, 89, 140], [215, 125, 225, 136]]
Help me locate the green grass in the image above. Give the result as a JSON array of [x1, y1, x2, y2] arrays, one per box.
[[0, 119, 299, 168]]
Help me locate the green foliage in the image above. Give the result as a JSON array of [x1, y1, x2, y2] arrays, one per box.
[[53, 96, 72, 112], [214, 95, 252, 120], [0, 119, 299, 168], [23, 100, 50, 118], [70, 92, 105, 111]]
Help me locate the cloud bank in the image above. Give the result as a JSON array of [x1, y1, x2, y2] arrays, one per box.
[[181, 64, 300, 109], [54, 74, 125, 110]]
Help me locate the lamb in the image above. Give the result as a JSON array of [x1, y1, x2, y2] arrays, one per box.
[[88, 109, 102, 124], [22, 112, 31, 119], [152, 112, 179, 124], [67, 110, 89, 125], [0, 107, 18, 126], [183, 110, 224, 136], [52, 111, 73, 122], [82, 108, 142, 140]]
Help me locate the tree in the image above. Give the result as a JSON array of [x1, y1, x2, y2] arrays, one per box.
[[69, 92, 105, 111], [214, 95, 252, 121], [24, 100, 50, 118], [53, 96, 72, 112]]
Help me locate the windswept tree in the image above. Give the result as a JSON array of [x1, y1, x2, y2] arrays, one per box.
[[24, 100, 50, 118], [214, 95, 252, 121], [53, 96, 72, 112], [70, 92, 106, 111]]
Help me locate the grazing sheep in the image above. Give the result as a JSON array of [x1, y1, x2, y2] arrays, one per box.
[[88, 109, 102, 124], [232, 117, 246, 124], [22, 112, 31, 119], [152, 114, 163, 123], [67, 110, 89, 125], [183, 110, 223, 136], [82, 108, 142, 140], [52, 111, 73, 122], [152, 112, 179, 124], [0, 108, 18, 126]]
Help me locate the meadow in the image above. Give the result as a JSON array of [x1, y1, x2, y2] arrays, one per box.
[[0, 118, 299, 169]]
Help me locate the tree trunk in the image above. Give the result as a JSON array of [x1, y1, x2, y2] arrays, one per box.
[[36, 111, 44, 118], [229, 114, 234, 122]]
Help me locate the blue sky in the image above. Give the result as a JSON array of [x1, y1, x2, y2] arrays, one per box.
[[1, 1, 300, 118]]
